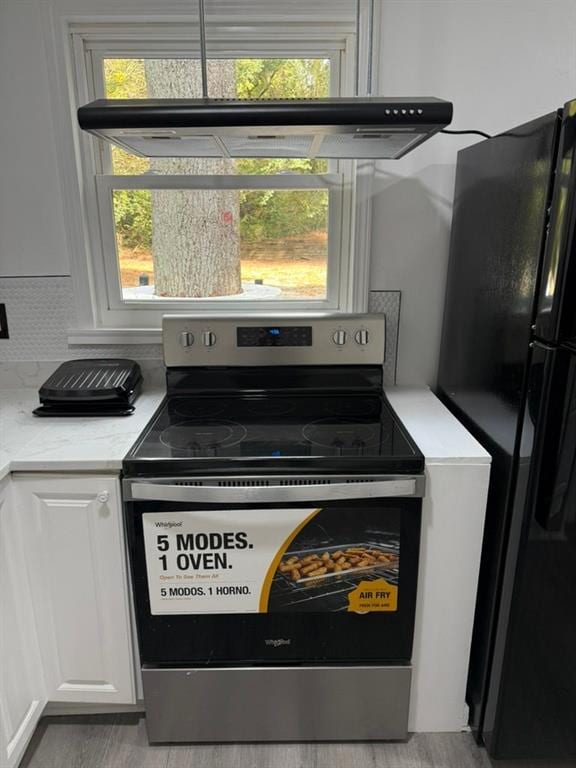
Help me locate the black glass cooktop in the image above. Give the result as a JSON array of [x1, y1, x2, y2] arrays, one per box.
[[125, 393, 423, 476]]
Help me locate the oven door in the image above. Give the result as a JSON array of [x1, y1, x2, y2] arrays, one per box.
[[124, 475, 423, 666]]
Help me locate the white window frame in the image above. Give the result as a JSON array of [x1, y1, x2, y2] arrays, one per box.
[[96, 174, 345, 317], [41, 8, 378, 344]]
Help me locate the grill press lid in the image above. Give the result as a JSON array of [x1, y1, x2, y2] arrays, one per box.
[[39, 359, 142, 402]]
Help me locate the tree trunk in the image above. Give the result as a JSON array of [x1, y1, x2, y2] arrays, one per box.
[[144, 59, 241, 297]]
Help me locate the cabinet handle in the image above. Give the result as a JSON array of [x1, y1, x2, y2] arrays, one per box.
[[97, 490, 110, 504]]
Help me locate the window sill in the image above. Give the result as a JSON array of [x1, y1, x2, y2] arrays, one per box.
[[68, 311, 344, 346]]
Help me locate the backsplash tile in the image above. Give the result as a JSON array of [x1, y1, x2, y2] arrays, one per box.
[[1, 276, 72, 360], [0, 277, 401, 389], [0, 276, 162, 362], [369, 290, 400, 386], [0, 358, 166, 390]]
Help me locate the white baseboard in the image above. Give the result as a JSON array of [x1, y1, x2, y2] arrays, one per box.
[[43, 702, 145, 717]]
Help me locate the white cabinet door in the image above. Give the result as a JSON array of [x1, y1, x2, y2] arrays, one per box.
[[0, 477, 46, 768], [14, 475, 135, 705]]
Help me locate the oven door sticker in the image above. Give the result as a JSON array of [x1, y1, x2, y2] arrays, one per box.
[[142, 507, 400, 615], [142, 508, 319, 615], [347, 579, 398, 613]]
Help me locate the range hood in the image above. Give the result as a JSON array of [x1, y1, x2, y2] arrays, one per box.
[[77, 97, 453, 160]]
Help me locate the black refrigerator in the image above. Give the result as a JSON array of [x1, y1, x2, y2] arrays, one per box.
[[437, 99, 576, 760]]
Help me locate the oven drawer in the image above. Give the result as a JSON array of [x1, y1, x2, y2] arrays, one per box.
[[124, 476, 422, 666], [142, 664, 411, 742]]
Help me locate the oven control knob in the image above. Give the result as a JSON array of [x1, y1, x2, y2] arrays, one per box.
[[179, 331, 194, 348], [332, 329, 347, 345], [202, 330, 217, 347], [355, 329, 369, 345]]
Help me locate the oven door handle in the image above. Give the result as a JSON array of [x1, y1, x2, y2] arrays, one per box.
[[127, 477, 424, 503]]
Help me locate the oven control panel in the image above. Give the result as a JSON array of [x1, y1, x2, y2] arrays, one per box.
[[163, 314, 385, 367], [237, 325, 313, 347]]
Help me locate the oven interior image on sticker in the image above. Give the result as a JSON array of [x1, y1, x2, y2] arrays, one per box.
[[266, 507, 400, 613]]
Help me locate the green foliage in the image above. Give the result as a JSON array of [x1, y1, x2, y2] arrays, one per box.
[[235, 58, 329, 100], [239, 190, 328, 242], [104, 58, 147, 99], [113, 190, 152, 250], [105, 57, 331, 248], [104, 59, 150, 176]]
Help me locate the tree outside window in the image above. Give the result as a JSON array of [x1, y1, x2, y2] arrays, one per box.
[[104, 58, 331, 301]]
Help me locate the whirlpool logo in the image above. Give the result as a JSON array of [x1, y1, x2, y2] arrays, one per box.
[[265, 638, 292, 647], [154, 521, 183, 529]]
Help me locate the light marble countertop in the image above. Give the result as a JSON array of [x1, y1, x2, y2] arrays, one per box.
[[0, 384, 488, 483], [385, 388, 491, 464], [0, 386, 166, 481]]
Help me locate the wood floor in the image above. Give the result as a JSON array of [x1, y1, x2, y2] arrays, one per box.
[[19, 715, 574, 768]]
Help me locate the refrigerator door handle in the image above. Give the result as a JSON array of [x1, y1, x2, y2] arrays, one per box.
[[527, 344, 574, 531], [538, 354, 576, 531], [529, 340, 555, 351]]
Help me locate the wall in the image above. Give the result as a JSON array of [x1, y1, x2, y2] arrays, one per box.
[[1, 0, 575, 385], [0, 1, 70, 277], [0, 0, 357, 284], [371, 0, 576, 385]]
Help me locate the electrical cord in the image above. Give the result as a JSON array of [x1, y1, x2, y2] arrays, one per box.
[[441, 128, 492, 139]]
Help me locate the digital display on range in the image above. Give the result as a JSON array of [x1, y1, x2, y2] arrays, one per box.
[[237, 326, 313, 347]]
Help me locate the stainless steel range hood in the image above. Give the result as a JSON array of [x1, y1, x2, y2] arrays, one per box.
[[77, 97, 453, 159]]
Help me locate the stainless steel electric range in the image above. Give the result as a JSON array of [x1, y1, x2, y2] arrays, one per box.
[[123, 314, 424, 743]]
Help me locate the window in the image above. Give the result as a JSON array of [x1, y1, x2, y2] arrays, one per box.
[[99, 57, 335, 304], [109, 186, 331, 301], [63, 13, 373, 336]]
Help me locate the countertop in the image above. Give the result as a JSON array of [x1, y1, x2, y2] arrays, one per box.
[[0, 385, 489, 483], [0, 386, 166, 481], [386, 388, 491, 464]]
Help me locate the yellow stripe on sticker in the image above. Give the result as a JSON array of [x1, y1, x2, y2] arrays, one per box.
[[258, 508, 321, 612], [347, 578, 398, 613]]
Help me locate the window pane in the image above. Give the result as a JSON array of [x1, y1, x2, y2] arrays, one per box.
[[112, 189, 328, 301], [103, 58, 330, 174]]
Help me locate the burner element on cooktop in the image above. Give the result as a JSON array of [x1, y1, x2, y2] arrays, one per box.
[[172, 400, 226, 419], [160, 419, 247, 452], [302, 418, 379, 449]]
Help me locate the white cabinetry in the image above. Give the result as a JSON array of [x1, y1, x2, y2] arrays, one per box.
[[13, 475, 135, 705], [386, 389, 491, 732], [0, 476, 46, 768]]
